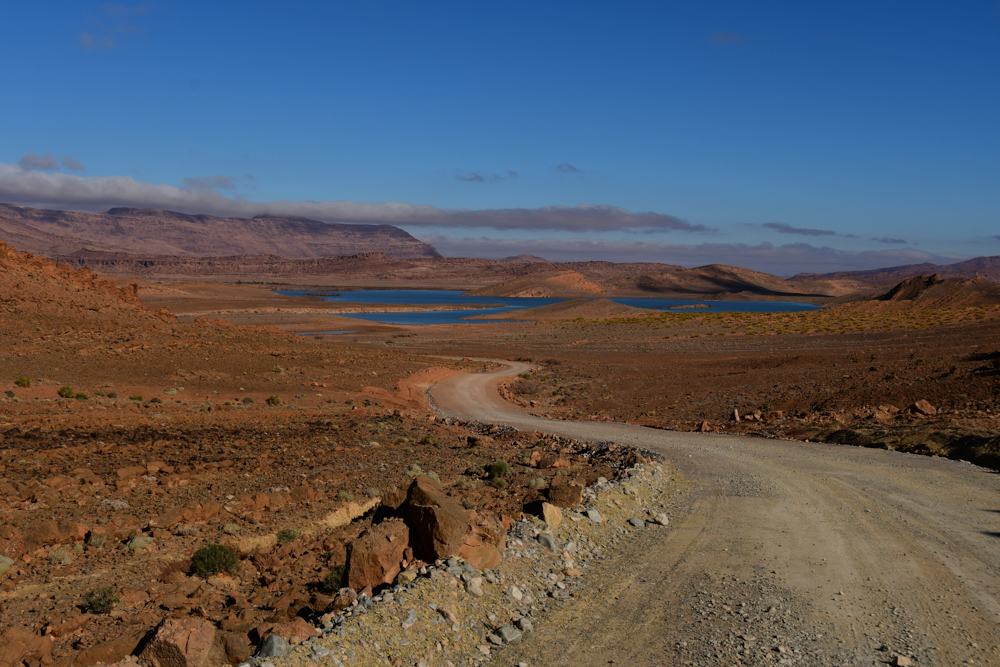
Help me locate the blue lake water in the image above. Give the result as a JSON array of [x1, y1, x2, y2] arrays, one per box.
[[279, 289, 821, 326]]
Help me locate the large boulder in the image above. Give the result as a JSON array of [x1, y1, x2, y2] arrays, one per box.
[[405, 476, 471, 561], [139, 617, 216, 667], [345, 518, 409, 592]]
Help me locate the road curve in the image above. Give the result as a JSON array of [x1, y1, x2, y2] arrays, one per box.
[[429, 360, 1000, 666]]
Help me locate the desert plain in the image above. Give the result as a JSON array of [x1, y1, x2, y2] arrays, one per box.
[[2, 232, 1000, 667]]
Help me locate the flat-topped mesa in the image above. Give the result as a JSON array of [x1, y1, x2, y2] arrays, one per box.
[[0, 202, 440, 260]]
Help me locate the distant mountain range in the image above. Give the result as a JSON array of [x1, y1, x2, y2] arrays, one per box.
[[0, 203, 439, 260], [1, 202, 998, 302]]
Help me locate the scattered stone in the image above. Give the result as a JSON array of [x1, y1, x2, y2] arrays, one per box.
[[465, 576, 485, 597], [496, 625, 522, 643], [537, 533, 557, 552], [731, 408, 740, 422], [515, 618, 533, 633], [585, 508, 602, 523], [893, 656, 913, 667], [628, 517, 645, 528], [509, 586, 523, 601], [405, 476, 471, 561], [401, 608, 417, 629], [653, 513, 669, 526], [909, 400, 937, 416]]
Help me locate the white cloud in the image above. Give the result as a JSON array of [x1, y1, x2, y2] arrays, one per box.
[[0, 163, 702, 233]]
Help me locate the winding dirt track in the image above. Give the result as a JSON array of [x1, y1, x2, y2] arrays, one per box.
[[429, 361, 1000, 666]]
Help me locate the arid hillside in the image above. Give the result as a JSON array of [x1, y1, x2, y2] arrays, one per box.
[[466, 270, 607, 297], [0, 203, 439, 260]]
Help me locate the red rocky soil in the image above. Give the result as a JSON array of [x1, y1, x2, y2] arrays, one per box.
[[0, 240, 644, 667]]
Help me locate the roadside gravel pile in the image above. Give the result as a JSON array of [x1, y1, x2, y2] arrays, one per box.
[[258, 460, 678, 667]]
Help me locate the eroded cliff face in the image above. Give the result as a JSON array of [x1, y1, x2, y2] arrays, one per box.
[[0, 203, 440, 260]]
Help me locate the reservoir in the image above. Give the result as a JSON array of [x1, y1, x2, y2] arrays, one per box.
[[278, 289, 822, 326]]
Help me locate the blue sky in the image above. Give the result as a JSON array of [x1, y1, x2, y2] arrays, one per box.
[[2, 1, 998, 274]]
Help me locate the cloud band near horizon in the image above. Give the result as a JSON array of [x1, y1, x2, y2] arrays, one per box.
[[0, 163, 701, 233]]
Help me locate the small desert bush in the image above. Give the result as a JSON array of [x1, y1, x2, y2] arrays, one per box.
[[528, 477, 546, 489], [107, 391, 118, 399], [405, 462, 423, 476], [242, 397, 254, 405], [80, 587, 118, 614], [276, 528, 301, 546], [14, 376, 31, 388], [336, 491, 354, 502], [49, 549, 73, 565], [190, 544, 241, 578], [266, 394, 282, 406], [57, 386, 75, 398], [75, 393, 88, 400], [366, 487, 380, 497], [4, 390, 13, 398], [419, 434, 434, 445], [487, 460, 510, 479], [487, 477, 508, 489], [320, 564, 346, 594], [129, 395, 143, 401]]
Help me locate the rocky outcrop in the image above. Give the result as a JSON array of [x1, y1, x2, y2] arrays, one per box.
[[405, 476, 471, 562]]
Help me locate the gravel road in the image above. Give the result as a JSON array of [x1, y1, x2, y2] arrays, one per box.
[[428, 360, 1000, 666]]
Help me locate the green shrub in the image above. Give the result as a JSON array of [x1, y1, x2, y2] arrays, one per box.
[[320, 564, 346, 593], [80, 587, 118, 614], [14, 376, 31, 388], [336, 491, 354, 502], [75, 393, 88, 400], [49, 548, 73, 565], [149, 397, 162, 404], [57, 386, 75, 398], [242, 397, 254, 405], [366, 487, 380, 497], [266, 394, 282, 406], [4, 390, 13, 398], [487, 460, 510, 479], [405, 462, 423, 476], [107, 392, 118, 399], [276, 529, 300, 546], [129, 395, 143, 401], [528, 477, 546, 488], [425, 470, 440, 483], [190, 544, 241, 578], [419, 434, 434, 445], [487, 477, 508, 489]]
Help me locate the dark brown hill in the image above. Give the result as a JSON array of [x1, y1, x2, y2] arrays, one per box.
[[792, 255, 1000, 284], [0, 203, 439, 260], [833, 274, 1000, 311]]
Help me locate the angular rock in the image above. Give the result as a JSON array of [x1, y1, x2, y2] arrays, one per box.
[[459, 512, 506, 569], [496, 625, 522, 643], [541, 502, 562, 530], [653, 513, 670, 526], [405, 476, 471, 561], [219, 632, 251, 664], [909, 400, 936, 416], [628, 517, 645, 528], [547, 482, 583, 509], [140, 617, 216, 667], [345, 518, 409, 592], [585, 508, 602, 523], [731, 408, 740, 422], [255, 635, 290, 658], [0, 628, 53, 667], [0, 525, 24, 559]]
